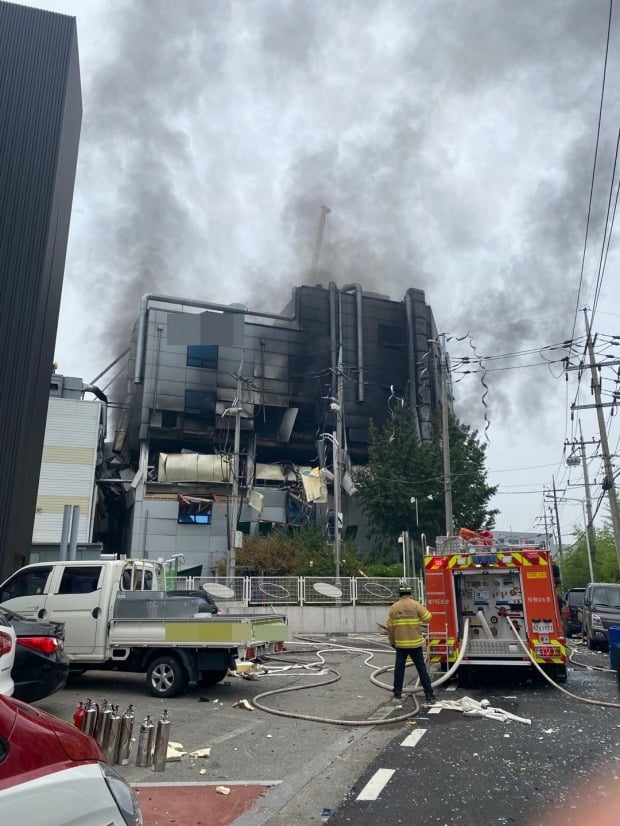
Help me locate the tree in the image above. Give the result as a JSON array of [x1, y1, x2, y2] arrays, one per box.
[[561, 522, 620, 587], [354, 403, 498, 561], [234, 525, 366, 577]]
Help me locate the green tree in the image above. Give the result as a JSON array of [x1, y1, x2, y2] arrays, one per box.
[[561, 522, 620, 587], [354, 404, 498, 561], [234, 525, 365, 577]]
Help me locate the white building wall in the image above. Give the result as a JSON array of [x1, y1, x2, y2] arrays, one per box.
[[33, 397, 102, 543]]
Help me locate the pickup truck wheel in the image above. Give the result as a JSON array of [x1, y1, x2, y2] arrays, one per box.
[[147, 655, 188, 698], [200, 668, 229, 686]]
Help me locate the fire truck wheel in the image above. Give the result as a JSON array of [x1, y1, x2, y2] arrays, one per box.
[[553, 665, 567, 684], [147, 655, 188, 698], [199, 669, 229, 686]]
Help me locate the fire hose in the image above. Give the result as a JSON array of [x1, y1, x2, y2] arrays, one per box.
[[504, 615, 620, 709], [251, 619, 472, 725]]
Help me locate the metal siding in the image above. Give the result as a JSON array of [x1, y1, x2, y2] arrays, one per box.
[[33, 398, 98, 543], [0, 5, 82, 578]]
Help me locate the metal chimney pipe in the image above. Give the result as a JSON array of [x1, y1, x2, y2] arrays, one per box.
[[68, 505, 80, 560]]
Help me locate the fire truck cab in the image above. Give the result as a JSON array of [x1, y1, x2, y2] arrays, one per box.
[[424, 533, 567, 684]]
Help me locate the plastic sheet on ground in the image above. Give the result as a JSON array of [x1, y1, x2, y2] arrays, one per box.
[[431, 695, 531, 724]]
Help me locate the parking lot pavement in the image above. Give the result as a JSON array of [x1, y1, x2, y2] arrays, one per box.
[[35, 637, 401, 824]]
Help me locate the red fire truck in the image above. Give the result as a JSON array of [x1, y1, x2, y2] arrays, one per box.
[[424, 532, 567, 684]]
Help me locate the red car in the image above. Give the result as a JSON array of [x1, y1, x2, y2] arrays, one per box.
[[0, 695, 142, 825]]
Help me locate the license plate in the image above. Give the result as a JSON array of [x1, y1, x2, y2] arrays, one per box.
[[533, 622, 553, 633]]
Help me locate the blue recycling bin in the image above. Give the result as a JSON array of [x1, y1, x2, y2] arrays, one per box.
[[609, 626, 620, 670]]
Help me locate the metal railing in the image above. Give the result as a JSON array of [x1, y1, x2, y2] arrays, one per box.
[[170, 576, 425, 606]]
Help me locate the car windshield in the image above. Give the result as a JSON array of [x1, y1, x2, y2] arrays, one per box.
[[591, 586, 620, 607]]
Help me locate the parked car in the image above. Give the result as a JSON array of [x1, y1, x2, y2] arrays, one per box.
[[0, 694, 143, 824], [0, 612, 16, 697], [166, 589, 220, 614], [580, 582, 620, 650], [562, 587, 586, 638], [0, 606, 69, 703]]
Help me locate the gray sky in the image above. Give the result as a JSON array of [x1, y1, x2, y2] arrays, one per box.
[[18, 0, 620, 542]]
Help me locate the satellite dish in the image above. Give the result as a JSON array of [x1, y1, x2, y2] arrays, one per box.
[[312, 582, 343, 598], [202, 582, 235, 599]]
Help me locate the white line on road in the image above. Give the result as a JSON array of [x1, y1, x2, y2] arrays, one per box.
[[356, 768, 395, 801], [401, 728, 427, 748]]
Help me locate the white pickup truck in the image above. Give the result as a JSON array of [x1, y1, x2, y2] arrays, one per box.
[[0, 559, 287, 697]]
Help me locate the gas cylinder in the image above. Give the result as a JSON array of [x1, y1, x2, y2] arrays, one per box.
[[104, 705, 122, 764], [82, 698, 98, 737], [117, 704, 135, 766], [96, 700, 113, 748], [72, 701, 85, 729], [135, 715, 155, 767], [152, 709, 171, 772]]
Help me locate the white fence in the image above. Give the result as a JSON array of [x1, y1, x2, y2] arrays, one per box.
[[170, 576, 424, 606]]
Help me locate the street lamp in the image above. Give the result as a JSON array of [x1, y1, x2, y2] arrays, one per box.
[[319, 432, 341, 580]]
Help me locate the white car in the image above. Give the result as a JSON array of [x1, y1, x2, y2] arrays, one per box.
[[0, 610, 16, 696]]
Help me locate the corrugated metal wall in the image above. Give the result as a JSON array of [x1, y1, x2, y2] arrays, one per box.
[[34, 398, 101, 543], [0, 5, 82, 579]]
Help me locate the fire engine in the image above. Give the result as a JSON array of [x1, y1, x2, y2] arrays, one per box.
[[424, 530, 567, 684]]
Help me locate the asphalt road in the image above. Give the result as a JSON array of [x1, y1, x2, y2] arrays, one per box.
[[36, 636, 620, 825]]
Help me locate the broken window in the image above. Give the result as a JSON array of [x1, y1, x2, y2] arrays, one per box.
[[178, 496, 213, 525]]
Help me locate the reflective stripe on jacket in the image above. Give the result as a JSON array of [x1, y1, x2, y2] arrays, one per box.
[[387, 596, 432, 648]]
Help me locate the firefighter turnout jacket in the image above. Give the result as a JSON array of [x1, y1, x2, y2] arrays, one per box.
[[387, 596, 432, 649]]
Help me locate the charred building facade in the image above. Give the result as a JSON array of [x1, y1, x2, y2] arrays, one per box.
[[0, 4, 81, 581], [106, 284, 444, 574]]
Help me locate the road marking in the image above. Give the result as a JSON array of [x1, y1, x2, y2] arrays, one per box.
[[401, 728, 427, 748], [356, 768, 395, 801], [428, 705, 442, 714]]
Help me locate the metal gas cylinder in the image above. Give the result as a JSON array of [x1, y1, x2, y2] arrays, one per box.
[[135, 715, 155, 767], [152, 709, 171, 772]]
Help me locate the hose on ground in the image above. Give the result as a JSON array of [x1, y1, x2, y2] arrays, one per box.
[[505, 616, 620, 709]]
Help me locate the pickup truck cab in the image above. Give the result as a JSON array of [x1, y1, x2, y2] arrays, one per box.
[[0, 559, 287, 697], [580, 582, 620, 650]]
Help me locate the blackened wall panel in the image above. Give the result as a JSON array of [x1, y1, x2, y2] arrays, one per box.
[[0, 4, 82, 580]]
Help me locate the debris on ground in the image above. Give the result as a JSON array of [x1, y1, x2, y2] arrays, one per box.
[[431, 695, 531, 724], [232, 699, 254, 710], [215, 786, 231, 795]]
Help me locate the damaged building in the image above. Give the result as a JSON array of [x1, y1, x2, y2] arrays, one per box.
[[99, 283, 446, 575]]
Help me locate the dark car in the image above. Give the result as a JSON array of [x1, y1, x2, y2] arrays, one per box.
[[580, 582, 620, 650], [0, 606, 69, 703], [562, 587, 586, 638], [165, 590, 220, 614]]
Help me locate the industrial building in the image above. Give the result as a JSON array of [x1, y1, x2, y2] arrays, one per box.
[[0, 3, 81, 580], [97, 283, 445, 576]]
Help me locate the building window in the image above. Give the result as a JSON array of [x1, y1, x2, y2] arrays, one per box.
[[161, 411, 177, 428], [187, 345, 218, 369], [178, 497, 213, 524], [184, 390, 216, 421]]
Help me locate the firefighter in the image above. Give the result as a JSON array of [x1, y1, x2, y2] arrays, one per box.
[[387, 584, 436, 702]]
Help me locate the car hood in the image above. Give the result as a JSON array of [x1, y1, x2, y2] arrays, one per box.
[[0, 696, 104, 782]]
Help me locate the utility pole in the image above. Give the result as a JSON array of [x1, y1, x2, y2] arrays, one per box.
[[226, 373, 243, 580], [552, 476, 563, 571], [333, 344, 344, 581], [582, 309, 620, 571], [439, 334, 453, 535], [578, 421, 597, 571]]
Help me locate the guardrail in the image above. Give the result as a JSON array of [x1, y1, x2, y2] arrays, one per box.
[[170, 576, 425, 606]]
